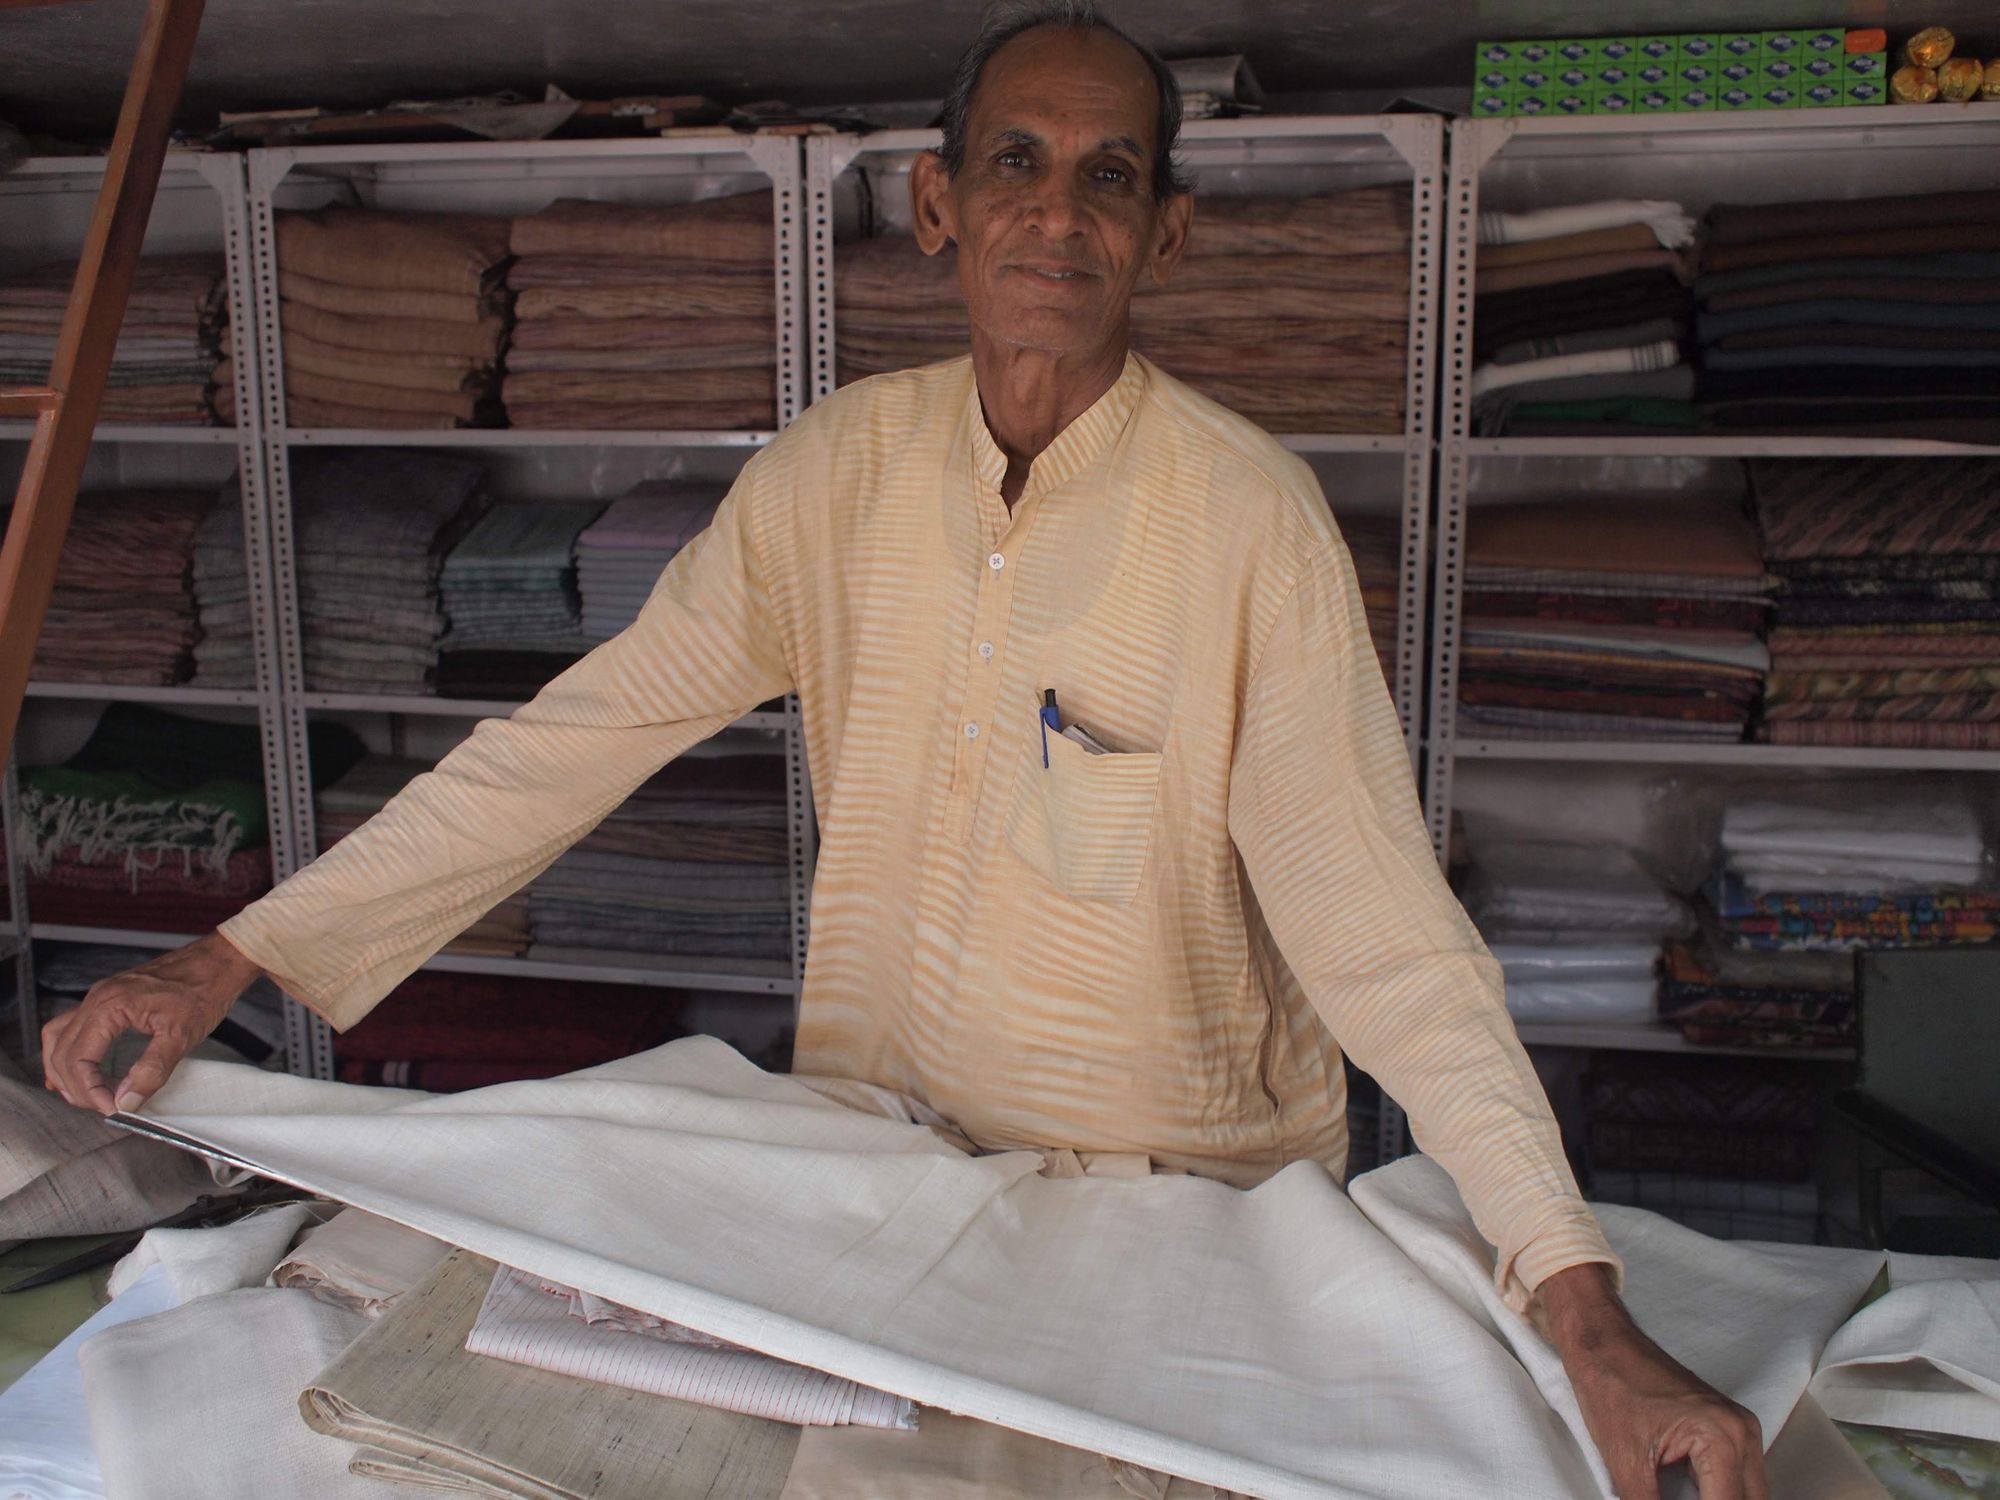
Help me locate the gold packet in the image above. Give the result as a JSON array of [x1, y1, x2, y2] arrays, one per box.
[[1891, 63, 1941, 102], [1903, 26, 1956, 68]]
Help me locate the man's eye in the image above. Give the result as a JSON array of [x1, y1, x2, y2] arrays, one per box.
[[996, 151, 1030, 168], [1095, 165, 1132, 184]]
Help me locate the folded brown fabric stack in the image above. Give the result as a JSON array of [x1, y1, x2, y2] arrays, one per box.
[[272, 206, 511, 430], [503, 192, 776, 431], [836, 184, 1411, 434], [29, 488, 215, 685], [0, 254, 227, 425]]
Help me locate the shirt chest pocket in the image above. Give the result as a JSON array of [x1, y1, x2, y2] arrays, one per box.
[[1006, 728, 1164, 903]]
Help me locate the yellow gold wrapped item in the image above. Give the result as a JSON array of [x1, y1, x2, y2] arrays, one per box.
[[1938, 56, 1984, 100], [1903, 26, 1955, 68], [1983, 58, 2000, 100], [1891, 63, 1940, 102]]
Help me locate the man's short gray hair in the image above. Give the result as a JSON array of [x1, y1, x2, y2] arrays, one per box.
[[936, 0, 1193, 202]]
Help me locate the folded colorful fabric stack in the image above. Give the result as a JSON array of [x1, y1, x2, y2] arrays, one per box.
[[331, 970, 682, 1091], [574, 480, 725, 640], [1694, 192, 2000, 444], [1585, 1053, 1821, 1242], [2, 705, 360, 934], [189, 478, 254, 690], [28, 488, 214, 686], [274, 206, 511, 430], [837, 184, 1412, 434], [256, 450, 491, 693], [1471, 198, 1696, 436], [437, 501, 602, 700], [314, 755, 529, 957], [1752, 456, 2000, 749], [503, 193, 775, 431], [1457, 493, 1773, 743], [527, 754, 790, 967], [1656, 935, 1855, 1051], [1704, 793, 1995, 952], [0, 253, 228, 425]]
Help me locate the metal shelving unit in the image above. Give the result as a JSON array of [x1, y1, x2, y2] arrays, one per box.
[[238, 136, 817, 1077], [1429, 105, 2000, 1075], [0, 153, 283, 1064], [806, 115, 1444, 767]]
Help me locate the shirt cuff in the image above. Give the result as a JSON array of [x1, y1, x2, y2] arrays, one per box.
[[216, 907, 353, 1033], [1496, 1213, 1626, 1315]]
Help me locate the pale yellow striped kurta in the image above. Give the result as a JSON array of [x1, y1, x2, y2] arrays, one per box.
[[222, 352, 1617, 1307]]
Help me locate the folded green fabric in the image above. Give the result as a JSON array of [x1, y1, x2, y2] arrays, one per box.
[[1505, 396, 1703, 429]]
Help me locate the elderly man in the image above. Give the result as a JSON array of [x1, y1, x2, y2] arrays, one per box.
[[45, 4, 1766, 1495]]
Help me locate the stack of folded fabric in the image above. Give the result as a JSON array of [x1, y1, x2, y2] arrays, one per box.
[[280, 451, 489, 693], [1457, 494, 1773, 743], [436, 501, 603, 700], [575, 480, 725, 640], [1585, 1053, 1821, 1243], [313, 754, 530, 957], [28, 488, 212, 686], [1656, 934, 1856, 1051], [836, 184, 1413, 433], [1470, 198, 1696, 436], [1339, 513, 1401, 689], [503, 193, 775, 431], [1693, 191, 2000, 443], [1752, 456, 2000, 749], [274, 206, 511, 430], [1704, 794, 1996, 952], [331, 971, 682, 1091], [1462, 833, 1689, 1028], [0, 254, 227, 425], [1, 706, 360, 933], [527, 755, 790, 967], [189, 478, 254, 690]]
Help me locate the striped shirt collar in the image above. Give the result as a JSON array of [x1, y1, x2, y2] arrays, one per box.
[[965, 349, 1149, 502]]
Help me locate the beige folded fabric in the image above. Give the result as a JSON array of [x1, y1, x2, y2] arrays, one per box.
[[284, 393, 462, 430], [283, 299, 508, 360], [503, 398, 774, 431], [80, 1287, 395, 1500], [278, 206, 512, 296], [287, 366, 485, 421], [503, 367, 773, 405], [509, 192, 773, 262], [513, 281, 775, 322], [0, 1059, 213, 1245], [272, 1206, 452, 1318], [505, 342, 773, 374], [284, 330, 491, 390], [302, 1248, 799, 1500], [1475, 248, 1684, 296], [509, 255, 775, 289], [280, 269, 502, 325], [510, 314, 772, 352]]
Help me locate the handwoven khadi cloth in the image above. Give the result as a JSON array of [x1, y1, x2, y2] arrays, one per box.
[[1467, 495, 1765, 579], [127, 1040, 1990, 1500], [1702, 221, 2000, 274], [281, 299, 508, 360], [283, 331, 492, 390], [284, 366, 487, 422], [504, 398, 774, 431], [1763, 720, 2000, 749], [273, 1206, 453, 1318], [283, 393, 461, 430], [1475, 249, 1686, 297], [1750, 457, 2000, 561], [510, 313, 772, 351], [503, 367, 776, 405], [512, 277, 776, 322], [278, 268, 502, 324], [509, 190, 773, 262], [1478, 198, 1693, 248], [1477, 222, 1663, 269], [505, 339, 772, 374], [219, 353, 1616, 1305], [276, 205, 511, 295], [1705, 189, 2000, 248]]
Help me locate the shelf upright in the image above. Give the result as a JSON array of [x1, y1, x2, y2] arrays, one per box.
[[244, 136, 815, 1076], [0, 152, 284, 1062], [807, 115, 1444, 768]]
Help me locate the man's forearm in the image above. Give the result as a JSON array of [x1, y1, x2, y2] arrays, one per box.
[[1535, 1260, 1628, 1354]]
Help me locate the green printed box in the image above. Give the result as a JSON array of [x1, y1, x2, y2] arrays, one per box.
[[1635, 86, 1676, 111], [1634, 35, 1678, 62], [1551, 89, 1593, 115], [1843, 76, 1887, 105], [1844, 51, 1888, 78], [1512, 90, 1554, 117], [1634, 60, 1673, 86], [1801, 79, 1844, 106], [1716, 58, 1757, 86], [1551, 38, 1594, 64], [1802, 29, 1845, 54], [1718, 32, 1761, 59], [1515, 39, 1555, 65], [1678, 34, 1718, 59], [1716, 82, 1759, 109], [1593, 88, 1636, 114], [1517, 65, 1553, 89], [1474, 41, 1517, 68], [1760, 30, 1806, 56], [1553, 62, 1594, 89], [1595, 61, 1633, 86], [1800, 54, 1842, 81], [1756, 81, 1801, 107], [1593, 37, 1638, 62], [1761, 57, 1801, 84], [1476, 64, 1514, 92], [1473, 89, 1514, 117], [1677, 85, 1717, 110], [1677, 59, 1716, 86]]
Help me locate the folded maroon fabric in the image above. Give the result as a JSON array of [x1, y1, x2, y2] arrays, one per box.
[[333, 970, 683, 1065]]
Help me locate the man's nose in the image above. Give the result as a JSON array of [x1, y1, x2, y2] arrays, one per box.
[[1025, 168, 1086, 238]]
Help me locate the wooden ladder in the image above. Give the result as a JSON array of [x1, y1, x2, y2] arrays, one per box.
[[0, 0, 207, 761]]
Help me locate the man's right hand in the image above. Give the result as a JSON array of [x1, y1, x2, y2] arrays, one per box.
[[41, 931, 264, 1116]]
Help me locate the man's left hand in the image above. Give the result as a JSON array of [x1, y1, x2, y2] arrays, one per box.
[[1535, 1262, 1768, 1500]]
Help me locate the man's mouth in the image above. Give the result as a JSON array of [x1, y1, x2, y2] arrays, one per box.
[[1012, 262, 1093, 283]]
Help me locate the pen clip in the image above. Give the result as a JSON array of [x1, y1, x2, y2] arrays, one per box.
[[1039, 689, 1061, 769]]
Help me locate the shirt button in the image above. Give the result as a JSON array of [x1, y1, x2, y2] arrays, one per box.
[[964, 721, 980, 739], [988, 552, 1006, 571], [977, 641, 994, 659]]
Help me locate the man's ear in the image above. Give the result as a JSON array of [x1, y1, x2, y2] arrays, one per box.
[[1147, 191, 1193, 286], [910, 150, 958, 256]]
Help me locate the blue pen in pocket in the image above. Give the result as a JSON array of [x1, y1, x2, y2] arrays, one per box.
[[1039, 688, 1061, 767]]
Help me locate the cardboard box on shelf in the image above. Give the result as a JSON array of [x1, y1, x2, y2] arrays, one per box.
[[1801, 79, 1844, 106], [1800, 54, 1842, 81], [1634, 35, 1678, 62], [1678, 59, 1716, 87], [1518, 65, 1553, 90], [1802, 29, 1846, 54], [1761, 57, 1801, 84], [1760, 30, 1807, 56], [1593, 37, 1638, 62], [1636, 86, 1676, 111], [1757, 80, 1802, 107], [1678, 34, 1719, 60], [1717, 58, 1757, 86], [1516, 39, 1555, 65], [1677, 85, 1718, 110], [1634, 60, 1673, 86], [1596, 62, 1633, 87], [1719, 32, 1762, 59], [1552, 89, 1593, 114], [1593, 88, 1635, 114], [1554, 62, 1594, 89], [1842, 76, 1887, 104], [1844, 51, 1888, 78], [1474, 40, 1517, 68], [1476, 65, 1515, 92], [1473, 89, 1514, 117], [1717, 83, 1759, 109], [1513, 90, 1554, 116]]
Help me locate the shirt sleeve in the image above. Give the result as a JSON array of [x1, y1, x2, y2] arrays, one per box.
[[1226, 537, 1621, 1311], [219, 466, 794, 1029]]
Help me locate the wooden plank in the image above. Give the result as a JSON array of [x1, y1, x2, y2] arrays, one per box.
[[0, 0, 205, 759]]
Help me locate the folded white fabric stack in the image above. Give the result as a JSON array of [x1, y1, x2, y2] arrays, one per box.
[[574, 480, 725, 640], [1721, 796, 1988, 895]]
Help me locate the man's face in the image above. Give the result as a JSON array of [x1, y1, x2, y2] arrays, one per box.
[[914, 26, 1190, 360]]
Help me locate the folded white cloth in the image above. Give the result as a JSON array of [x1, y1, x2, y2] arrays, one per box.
[[271, 1205, 452, 1318], [1478, 199, 1695, 249], [1489, 943, 1660, 983], [106, 1202, 316, 1305], [1722, 798, 1987, 873], [1465, 623, 1769, 672], [1504, 978, 1658, 1026], [1469, 339, 1683, 399]]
